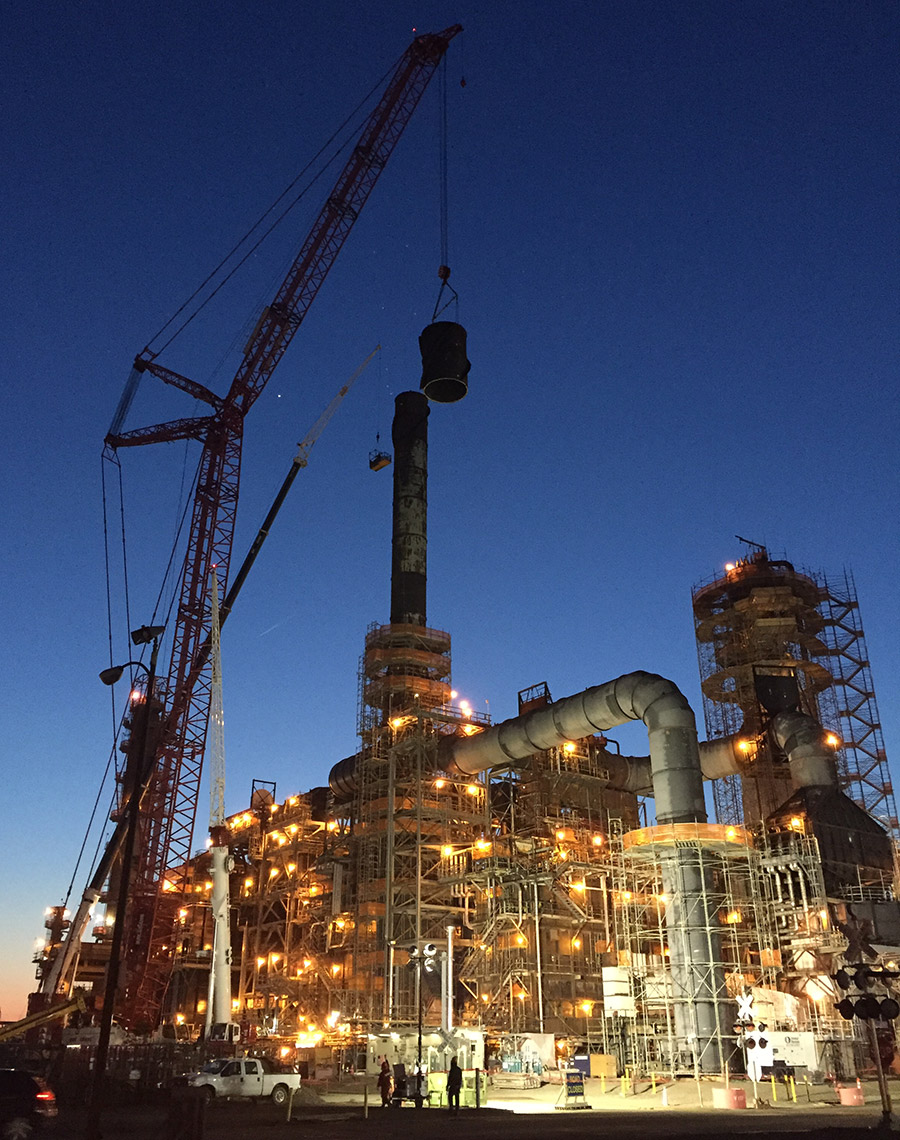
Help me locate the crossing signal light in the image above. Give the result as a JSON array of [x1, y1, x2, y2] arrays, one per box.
[[836, 996, 900, 1021], [407, 942, 440, 973]]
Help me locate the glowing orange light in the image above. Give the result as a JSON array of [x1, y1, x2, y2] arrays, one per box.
[[825, 733, 840, 747], [442, 845, 453, 857], [592, 834, 604, 846], [725, 562, 735, 571], [466, 784, 479, 796], [434, 779, 446, 789]]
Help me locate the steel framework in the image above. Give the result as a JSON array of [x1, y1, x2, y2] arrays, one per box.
[[102, 26, 461, 1029]]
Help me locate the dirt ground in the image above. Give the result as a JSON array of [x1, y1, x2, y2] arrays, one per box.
[[45, 1080, 895, 1140]]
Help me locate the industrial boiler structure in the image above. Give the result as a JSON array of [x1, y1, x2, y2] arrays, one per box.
[[26, 24, 898, 1083], [101, 335, 899, 1082]]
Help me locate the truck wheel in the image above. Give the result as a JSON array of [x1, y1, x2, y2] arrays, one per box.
[[201, 1086, 216, 1102], [271, 1084, 289, 1106]]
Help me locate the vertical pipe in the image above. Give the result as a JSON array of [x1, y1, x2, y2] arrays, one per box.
[[390, 392, 429, 627], [533, 881, 544, 1032], [446, 924, 455, 1031], [209, 842, 233, 1025]]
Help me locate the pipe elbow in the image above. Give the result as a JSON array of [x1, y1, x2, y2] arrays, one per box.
[[613, 671, 696, 733], [329, 753, 360, 799], [772, 711, 838, 789]]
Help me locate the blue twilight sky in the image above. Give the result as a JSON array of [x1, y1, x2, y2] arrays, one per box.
[[1, 1, 897, 1020]]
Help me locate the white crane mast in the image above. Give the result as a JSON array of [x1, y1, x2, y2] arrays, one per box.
[[205, 566, 235, 1036]]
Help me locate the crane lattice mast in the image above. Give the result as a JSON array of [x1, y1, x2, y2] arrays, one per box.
[[103, 25, 460, 1029]]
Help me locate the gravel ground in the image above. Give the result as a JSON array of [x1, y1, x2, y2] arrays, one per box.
[[45, 1094, 892, 1140]]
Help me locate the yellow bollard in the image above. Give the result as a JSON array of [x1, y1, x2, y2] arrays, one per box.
[[770, 1074, 777, 1102], [601, 1074, 606, 1095], [789, 1075, 797, 1103], [651, 1071, 657, 1093]]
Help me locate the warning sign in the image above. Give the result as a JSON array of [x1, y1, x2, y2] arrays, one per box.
[[556, 1067, 591, 1110]]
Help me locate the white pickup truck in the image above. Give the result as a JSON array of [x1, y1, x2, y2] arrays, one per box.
[[188, 1057, 302, 1104]]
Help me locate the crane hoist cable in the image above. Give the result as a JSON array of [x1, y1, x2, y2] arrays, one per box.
[[141, 53, 405, 361], [431, 52, 460, 323]]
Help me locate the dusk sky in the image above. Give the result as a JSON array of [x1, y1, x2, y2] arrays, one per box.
[[2, 2, 897, 1020]]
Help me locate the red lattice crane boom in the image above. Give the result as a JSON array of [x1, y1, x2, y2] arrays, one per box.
[[104, 25, 460, 1030]]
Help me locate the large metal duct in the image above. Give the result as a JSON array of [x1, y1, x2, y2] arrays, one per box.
[[390, 391, 430, 627], [771, 710, 839, 789], [443, 672, 706, 824], [441, 670, 726, 1072]]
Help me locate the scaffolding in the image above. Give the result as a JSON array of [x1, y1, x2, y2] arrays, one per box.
[[816, 569, 899, 836], [346, 620, 489, 1029], [693, 552, 896, 837], [607, 820, 777, 1074]]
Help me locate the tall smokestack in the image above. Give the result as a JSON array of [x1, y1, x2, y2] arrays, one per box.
[[390, 390, 430, 627]]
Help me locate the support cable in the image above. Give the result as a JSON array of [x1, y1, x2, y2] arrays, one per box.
[[142, 53, 405, 359], [431, 55, 459, 323]]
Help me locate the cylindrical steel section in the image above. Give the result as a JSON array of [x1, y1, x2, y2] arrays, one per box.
[[390, 391, 429, 626], [772, 710, 839, 788], [329, 753, 361, 800], [419, 322, 470, 403]]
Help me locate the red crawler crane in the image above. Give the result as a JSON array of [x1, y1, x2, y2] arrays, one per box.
[[104, 25, 461, 1030]]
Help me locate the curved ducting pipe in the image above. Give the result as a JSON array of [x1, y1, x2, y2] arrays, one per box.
[[329, 753, 361, 800], [443, 671, 707, 825], [442, 670, 726, 1071], [771, 711, 838, 789]]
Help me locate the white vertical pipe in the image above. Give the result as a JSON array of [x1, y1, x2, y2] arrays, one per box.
[[446, 925, 454, 1031]]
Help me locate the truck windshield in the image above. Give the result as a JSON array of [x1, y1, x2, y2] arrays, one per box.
[[200, 1060, 228, 1074]]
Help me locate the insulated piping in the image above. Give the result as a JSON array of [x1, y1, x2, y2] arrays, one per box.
[[771, 710, 839, 788], [442, 671, 706, 825]]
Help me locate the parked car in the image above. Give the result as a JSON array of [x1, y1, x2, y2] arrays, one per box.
[[187, 1057, 302, 1104], [0, 1069, 57, 1138]]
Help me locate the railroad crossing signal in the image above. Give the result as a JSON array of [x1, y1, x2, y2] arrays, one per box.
[[407, 943, 440, 974], [833, 963, 900, 1021]]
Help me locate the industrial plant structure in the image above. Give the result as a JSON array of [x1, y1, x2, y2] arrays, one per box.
[[36, 332, 899, 1083], [26, 24, 900, 1089]]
